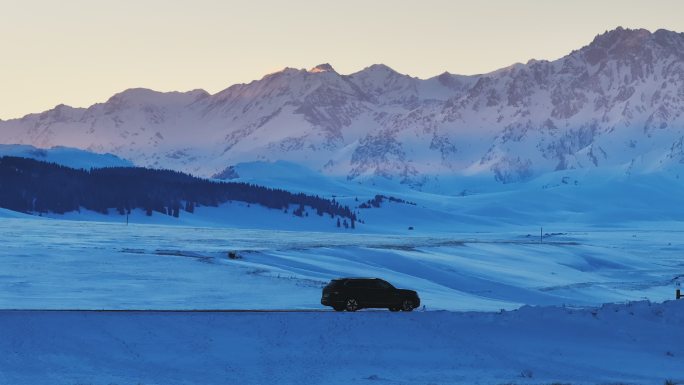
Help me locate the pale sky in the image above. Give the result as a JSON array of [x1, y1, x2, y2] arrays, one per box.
[[1, 0, 683, 120]]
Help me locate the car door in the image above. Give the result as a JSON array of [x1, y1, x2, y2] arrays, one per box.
[[368, 279, 393, 307], [344, 280, 367, 305]]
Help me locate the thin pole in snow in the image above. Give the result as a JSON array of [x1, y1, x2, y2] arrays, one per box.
[[540, 227, 543, 244]]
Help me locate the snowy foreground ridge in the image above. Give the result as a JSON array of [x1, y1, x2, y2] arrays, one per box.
[[1, 301, 683, 385]]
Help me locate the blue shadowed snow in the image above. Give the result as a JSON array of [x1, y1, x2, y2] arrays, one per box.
[[0, 301, 682, 385], [0, 144, 132, 169]]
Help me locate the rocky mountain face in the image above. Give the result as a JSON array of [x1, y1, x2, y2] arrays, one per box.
[[1, 27, 683, 188]]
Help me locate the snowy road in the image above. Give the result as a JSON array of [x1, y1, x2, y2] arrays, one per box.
[[1, 302, 683, 385]]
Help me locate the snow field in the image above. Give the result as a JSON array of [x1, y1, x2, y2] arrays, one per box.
[[1, 301, 682, 385], [0, 217, 681, 311]]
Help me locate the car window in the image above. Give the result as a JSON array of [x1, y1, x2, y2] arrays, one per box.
[[375, 280, 392, 289], [345, 280, 364, 288]]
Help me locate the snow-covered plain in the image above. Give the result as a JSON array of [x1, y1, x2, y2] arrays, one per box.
[[2, 204, 684, 384], [0, 216, 681, 311]]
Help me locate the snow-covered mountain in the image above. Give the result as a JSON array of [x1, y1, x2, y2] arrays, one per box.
[[0, 144, 132, 169], [2, 27, 683, 188]]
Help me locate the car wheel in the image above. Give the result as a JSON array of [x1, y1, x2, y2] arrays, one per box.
[[345, 298, 359, 312], [401, 299, 414, 311], [389, 307, 400, 312], [333, 305, 345, 312]]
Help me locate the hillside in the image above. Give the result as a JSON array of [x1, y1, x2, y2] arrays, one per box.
[[0, 144, 132, 169], [0, 157, 354, 225]]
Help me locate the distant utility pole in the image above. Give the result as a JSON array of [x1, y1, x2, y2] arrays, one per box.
[[540, 227, 543, 244], [126, 213, 129, 226]]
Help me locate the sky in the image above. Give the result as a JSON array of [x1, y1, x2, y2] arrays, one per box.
[[1, 0, 683, 120]]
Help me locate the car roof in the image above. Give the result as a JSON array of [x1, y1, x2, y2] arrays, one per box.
[[336, 277, 382, 281]]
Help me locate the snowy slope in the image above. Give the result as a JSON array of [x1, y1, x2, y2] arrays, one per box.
[[0, 207, 34, 219], [0, 144, 132, 169], [1, 302, 682, 385], [44, 202, 347, 232], [7, 156, 679, 234], [212, 159, 684, 233], [1, 27, 684, 187]]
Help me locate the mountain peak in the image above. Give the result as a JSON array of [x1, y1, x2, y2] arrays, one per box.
[[309, 63, 336, 73], [579, 27, 661, 65], [364, 64, 399, 74], [653, 28, 684, 53], [350, 64, 403, 80], [107, 88, 163, 102], [578, 27, 684, 67], [105, 88, 209, 106], [263, 67, 303, 79], [588, 26, 652, 50]]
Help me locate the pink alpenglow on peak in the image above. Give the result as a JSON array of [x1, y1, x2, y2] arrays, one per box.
[[308, 63, 336, 73]]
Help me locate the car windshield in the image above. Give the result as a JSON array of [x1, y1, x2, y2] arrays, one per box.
[[376, 280, 393, 289]]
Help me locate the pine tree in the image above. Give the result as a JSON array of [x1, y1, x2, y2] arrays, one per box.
[[185, 201, 195, 213], [293, 203, 305, 217]]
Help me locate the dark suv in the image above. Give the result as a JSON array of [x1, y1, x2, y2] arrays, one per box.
[[321, 278, 420, 312]]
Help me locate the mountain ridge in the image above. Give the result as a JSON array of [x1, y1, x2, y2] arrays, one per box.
[[1, 27, 683, 189]]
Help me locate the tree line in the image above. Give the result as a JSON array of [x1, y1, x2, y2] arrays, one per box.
[[0, 156, 356, 221], [358, 194, 416, 209]]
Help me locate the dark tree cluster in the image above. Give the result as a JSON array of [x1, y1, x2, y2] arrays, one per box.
[[0, 157, 356, 221], [335, 217, 355, 229], [358, 194, 416, 209]]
